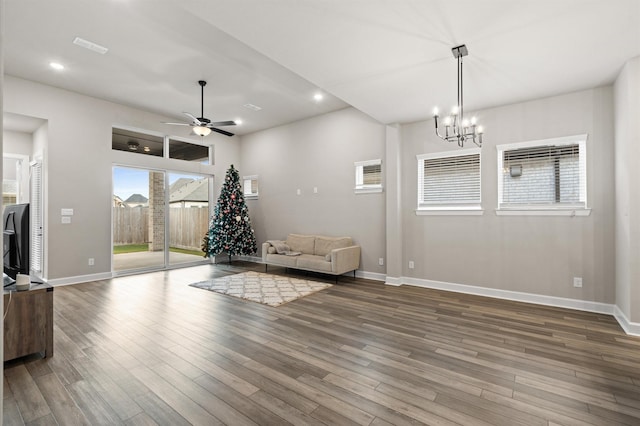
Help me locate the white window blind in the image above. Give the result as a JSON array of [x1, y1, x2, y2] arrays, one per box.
[[362, 164, 381, 185], [243, 175, 259, 198], [417, 149, 481, 209], [355, 159, 383, 193], [498, 135, 586, 209], [30, 161, 43, 275]]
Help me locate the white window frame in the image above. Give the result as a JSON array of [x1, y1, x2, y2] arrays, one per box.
[[354, 159, 383, 194], [496, 134, 590, 216], [416, 148, 482, 216], [243, 175, 259, 199]]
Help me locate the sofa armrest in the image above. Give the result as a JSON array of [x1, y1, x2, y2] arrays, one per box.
[[330, 245, 361, 275], [261, 242, 271, 262]]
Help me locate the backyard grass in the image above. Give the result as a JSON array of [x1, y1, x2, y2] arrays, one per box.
[[113, 244, 203, 257]]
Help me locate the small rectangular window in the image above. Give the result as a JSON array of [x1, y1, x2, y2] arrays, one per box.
[[417, 148, 481, 212], [243, 175, 259, 199], [112, 128, 164, 157], [355, 159, 382, 193], [168, 138, 210, 164], [497, 135, 587, 212]]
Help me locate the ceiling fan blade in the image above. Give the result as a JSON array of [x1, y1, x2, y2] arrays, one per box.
[[163, 122, 191, 126], [210, 127, 235, 137], [208, 120, 236, 127], [183, 112, 202, 125]]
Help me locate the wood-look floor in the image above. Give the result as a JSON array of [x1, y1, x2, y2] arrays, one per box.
[[4, 261, 640, 425]]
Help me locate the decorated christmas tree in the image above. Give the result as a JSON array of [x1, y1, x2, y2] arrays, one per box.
[[202, 164, 257, 262]]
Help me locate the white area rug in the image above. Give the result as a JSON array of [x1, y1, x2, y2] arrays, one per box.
[[189, 271, 332, 307]]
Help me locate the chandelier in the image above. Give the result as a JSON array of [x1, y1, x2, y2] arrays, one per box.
[[433, 44, 483, 147]]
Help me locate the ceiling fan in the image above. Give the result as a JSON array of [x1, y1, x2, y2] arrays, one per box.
[[164, 80, 236, 137]]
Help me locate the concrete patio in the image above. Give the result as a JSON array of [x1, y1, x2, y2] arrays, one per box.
[[113, 250, 207, 271]]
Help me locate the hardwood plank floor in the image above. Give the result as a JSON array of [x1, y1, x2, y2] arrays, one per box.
[[4, 261, 640, 425]]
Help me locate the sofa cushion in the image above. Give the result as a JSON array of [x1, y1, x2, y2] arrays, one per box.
[[265, 253, 298, 267], [314, 236, 353, 256], [286, 234, 315, 254], [296, 254, 332, 272]]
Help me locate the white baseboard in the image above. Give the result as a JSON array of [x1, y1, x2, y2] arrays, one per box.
[[235, 255, 263, 264], [47, 272, 113, 287], [355, 270, 386, 281], [386, 275, 615, 315], [614, 305, 640, 336], [384, 276, 402, 286]]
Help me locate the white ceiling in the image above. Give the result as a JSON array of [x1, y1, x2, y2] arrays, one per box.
[[4, 0, 639, 135]]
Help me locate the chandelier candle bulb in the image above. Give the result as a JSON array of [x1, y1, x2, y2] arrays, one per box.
[[433, 107, 439, 117], [451, 105, 459, 115]]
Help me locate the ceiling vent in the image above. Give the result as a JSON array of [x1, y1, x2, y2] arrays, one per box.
[[73, 37, 109, 55], [243, 103, 262, 111]]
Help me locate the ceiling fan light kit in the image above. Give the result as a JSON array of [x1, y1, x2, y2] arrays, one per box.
[[193, 126, 212, 137], [164, 80, 236, 138], [433, 44, 483, 148]]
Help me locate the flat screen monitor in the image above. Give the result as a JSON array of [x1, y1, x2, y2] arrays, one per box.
[[3, 203, 29, 279]]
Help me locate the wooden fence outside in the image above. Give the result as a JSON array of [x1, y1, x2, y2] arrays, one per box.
[[113, 207, 210, 250]]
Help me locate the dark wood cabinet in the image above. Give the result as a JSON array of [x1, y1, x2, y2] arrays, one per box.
[[3, 283, 53, 361]]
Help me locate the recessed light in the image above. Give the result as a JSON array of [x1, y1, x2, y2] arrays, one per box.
[[143, 146, 151, 152], [235, 119, 243, 125], [313, 93, 324, 102], [49, 62, 65, 71]]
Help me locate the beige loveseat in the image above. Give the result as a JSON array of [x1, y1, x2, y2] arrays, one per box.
[[262, 233, 360, 277]]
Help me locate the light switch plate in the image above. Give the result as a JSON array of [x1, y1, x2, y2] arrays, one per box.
[[61, 208, 74, 216]]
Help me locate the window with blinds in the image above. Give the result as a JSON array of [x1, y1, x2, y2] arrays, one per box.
[[355, 159, 383, 193], [417, 149, 481, 210], [497, 135, 586, 209], [243, 175, 259, 198], [30, 161, 43, 275]]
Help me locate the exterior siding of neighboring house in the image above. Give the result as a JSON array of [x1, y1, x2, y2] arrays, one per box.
[[169, 178, 208, 208]]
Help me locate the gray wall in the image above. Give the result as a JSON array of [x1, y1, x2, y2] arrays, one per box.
[[615, 56, 640, 321], [4, 76, 240, 280], [3, 130, 33, 156], [239, 107, 386, 274], [399, 86, 615, 303]]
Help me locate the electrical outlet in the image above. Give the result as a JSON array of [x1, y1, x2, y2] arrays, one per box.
[[408, 261, 415, 269], [378, 258, 384, 266], [296, 189, 301, 195], [573, 277, 582, 288], [88, 258, 95, 266], [314, 187, 318, 194]]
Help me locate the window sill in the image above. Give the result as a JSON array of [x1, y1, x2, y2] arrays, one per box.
[[495, 208, 591, 216], [416, 208, 484, 216], [355, 186, 383, 194]]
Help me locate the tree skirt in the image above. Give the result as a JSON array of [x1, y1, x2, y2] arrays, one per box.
[[189, 271, 332, 307]]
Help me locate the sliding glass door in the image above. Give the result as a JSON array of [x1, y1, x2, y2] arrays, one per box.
[[112, 167, 166, 272], [113, 167, 212, 273], [168, 172, 210, 266]]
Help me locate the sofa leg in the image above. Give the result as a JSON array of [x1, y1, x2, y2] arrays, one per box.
[[265, 264, 268, 273]]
